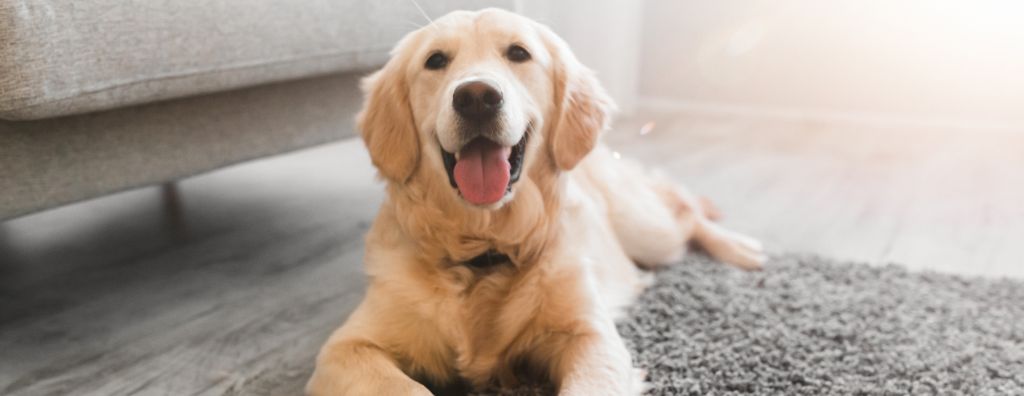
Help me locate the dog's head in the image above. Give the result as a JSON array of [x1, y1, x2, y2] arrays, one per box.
[[359, 8, 613, 209]]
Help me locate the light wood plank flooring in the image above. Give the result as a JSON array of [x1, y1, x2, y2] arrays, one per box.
[[1, 109, 1021, 395], [607, 110, 1023, 278]]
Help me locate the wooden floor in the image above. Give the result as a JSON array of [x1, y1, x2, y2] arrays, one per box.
[[1, 109, 1022, 395], [607, 111, 1024, 278]]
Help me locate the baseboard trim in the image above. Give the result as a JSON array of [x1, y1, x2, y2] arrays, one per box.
[[638, 96, 1024, 132]]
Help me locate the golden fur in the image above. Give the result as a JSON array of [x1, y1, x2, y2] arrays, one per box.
[[308, 9, 765, 396]]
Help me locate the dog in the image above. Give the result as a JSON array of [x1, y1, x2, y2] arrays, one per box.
[[307, 9, 764, 395]]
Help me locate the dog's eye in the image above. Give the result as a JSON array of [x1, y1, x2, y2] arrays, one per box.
[[425, 52, 449, 70], [506, 44, 531, 63]]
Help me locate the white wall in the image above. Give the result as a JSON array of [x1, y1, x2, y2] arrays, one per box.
[[639, 0, 1024, 128]]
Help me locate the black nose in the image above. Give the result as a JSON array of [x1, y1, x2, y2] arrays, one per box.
[[453, 81, 503, 121]]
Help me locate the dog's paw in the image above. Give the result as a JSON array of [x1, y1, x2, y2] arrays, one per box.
[[306, 373, 433, 396], [700, 223, 766, 271]]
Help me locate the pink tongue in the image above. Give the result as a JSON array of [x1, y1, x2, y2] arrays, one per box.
[[453, 139, 512, 205]]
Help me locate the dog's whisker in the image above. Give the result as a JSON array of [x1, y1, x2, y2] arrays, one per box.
[[407, 0, 440, 32], [400, 19, 425, 30]]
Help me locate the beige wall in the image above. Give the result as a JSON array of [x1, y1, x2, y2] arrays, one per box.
[[640, 0, 1024, 128]]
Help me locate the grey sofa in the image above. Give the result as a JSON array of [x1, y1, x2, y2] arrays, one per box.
[[0, 0, 513, 220]]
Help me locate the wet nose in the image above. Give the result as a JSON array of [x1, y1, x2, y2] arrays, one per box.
[[453, 80, 503, 121]]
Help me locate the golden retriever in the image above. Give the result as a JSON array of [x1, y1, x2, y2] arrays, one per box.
[[308, 9, 764, 396]]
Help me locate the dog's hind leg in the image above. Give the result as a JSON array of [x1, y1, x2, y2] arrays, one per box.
[[577, 146, 695, 267], [650, 169, 765, 270], [579, 145, 764, 270], [692, 217, 765, 270]]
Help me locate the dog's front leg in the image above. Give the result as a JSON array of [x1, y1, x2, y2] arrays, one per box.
[[306, 338, 431, 396], [308, 299, 431, 396], [549, 321, 641, 396]]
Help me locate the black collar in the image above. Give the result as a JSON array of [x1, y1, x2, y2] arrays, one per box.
[[464, 249, 511, 269]]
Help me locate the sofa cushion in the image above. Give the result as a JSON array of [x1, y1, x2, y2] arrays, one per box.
[[0, 72, 365, 220], [0, 0, 514, 120]]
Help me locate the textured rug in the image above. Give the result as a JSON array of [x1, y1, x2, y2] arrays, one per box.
[[472, 254, 1024, 395]]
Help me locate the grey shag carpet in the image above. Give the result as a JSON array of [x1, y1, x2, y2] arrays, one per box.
[[472, 254, 1024, 396]]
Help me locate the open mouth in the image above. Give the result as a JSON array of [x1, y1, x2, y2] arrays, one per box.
[[441, 132, 528, 205]]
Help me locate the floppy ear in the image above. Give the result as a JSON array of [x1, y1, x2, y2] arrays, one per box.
[[357, 63, 420, 183], [540, 26, 616, 171]]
